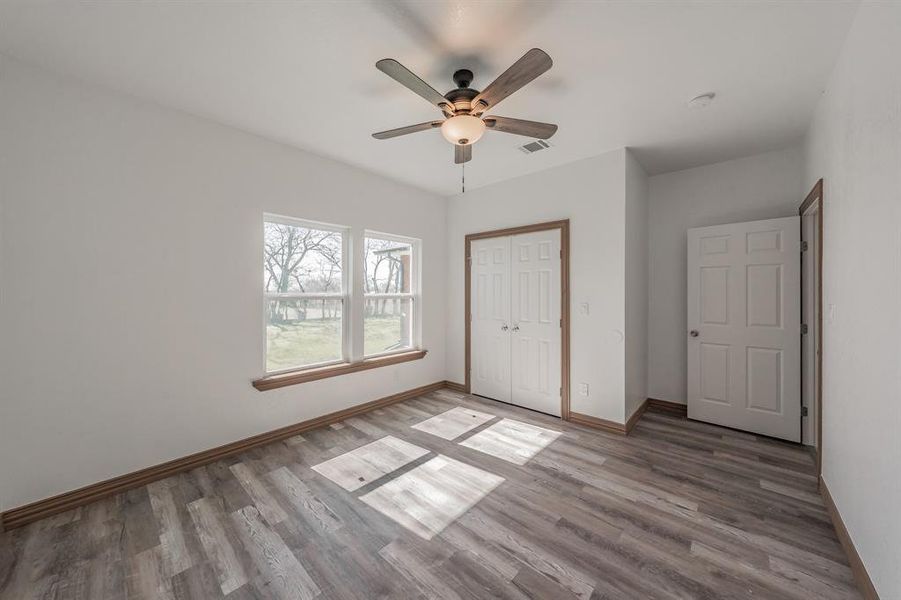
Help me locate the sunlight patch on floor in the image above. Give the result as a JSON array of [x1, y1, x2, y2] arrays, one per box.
[[311, 436, 429, 491], [360, 455, 504, 540], [411, 406, 496, 440], [459, 418, 562, 465]]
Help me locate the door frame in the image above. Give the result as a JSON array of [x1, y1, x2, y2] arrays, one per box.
[[799, 179, 824, 481], [464, 219, 571, 419]]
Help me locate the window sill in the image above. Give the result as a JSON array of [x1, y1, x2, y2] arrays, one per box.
[[252, 349, 427, 391]]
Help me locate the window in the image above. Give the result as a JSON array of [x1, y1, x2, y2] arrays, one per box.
[[263, 217, 347, 373], [260, 216, 422, 383], [364, 235, 416, 356]]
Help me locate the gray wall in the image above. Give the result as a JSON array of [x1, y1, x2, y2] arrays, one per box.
[[0, 58, 447, 511], [802, 2, 901, 595], [647, 146, 802, 404]]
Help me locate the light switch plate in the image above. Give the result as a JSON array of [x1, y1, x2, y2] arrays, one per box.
[[579, 383, 589, 396]]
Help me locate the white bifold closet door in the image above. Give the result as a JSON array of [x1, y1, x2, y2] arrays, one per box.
[[471, 229, 561, 416]]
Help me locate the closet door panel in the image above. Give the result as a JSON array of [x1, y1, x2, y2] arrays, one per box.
[[470, 236, 512, 403], [510, 230, 561, 416]]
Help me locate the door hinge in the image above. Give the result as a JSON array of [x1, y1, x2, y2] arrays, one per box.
[[801, 406, 808, 417], [559, 249, 563, 258], [800, 241, 809, 252], [801, 323, 808, 334], [560, 318, 563, 327]]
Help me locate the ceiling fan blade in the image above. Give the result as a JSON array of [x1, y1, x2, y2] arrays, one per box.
[[455, 144, 472, 164], [376, 59, 450, 111], [483, 116, 557, 139], [372, 120, 443, 140], [471, 48, 552, 114]]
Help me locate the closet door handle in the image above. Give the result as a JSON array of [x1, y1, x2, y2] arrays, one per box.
[[511, 324, 520, 332], [501, 324, 509, 331]]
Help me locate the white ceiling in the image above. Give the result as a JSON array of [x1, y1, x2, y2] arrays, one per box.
[[0, 1, 859, 196]]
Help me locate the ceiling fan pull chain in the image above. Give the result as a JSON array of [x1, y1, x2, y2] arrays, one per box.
[[462, 161, 465, 194]]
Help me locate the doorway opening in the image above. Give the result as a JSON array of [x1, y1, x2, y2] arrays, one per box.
[[464, 220, 570, 419]]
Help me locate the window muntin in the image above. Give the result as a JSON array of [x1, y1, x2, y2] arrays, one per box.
[[264, 217, 347, 373], [363, 236, 415, 356]]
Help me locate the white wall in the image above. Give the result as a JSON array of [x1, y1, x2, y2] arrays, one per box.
[[647, 146, 802, 405], [803, 2, 901, 596], [624, 153, 649, 420], [446, 149, 633, 422], [0, 58, 447, 511]]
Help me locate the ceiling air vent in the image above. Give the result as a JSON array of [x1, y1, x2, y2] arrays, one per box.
[[519, 139, 551, 154]]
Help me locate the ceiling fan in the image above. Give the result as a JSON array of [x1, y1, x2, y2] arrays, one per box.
[[372, 48, 558, 164]]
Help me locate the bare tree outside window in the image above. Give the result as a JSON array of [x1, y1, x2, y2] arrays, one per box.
[[363, 237, 414, 355], [262, 218, 420, 373], [264, 220, 345, 371]]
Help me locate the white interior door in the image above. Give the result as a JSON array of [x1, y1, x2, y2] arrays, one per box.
[[471, 237, 511, 403], [511, 230, 562, 416], [687, 216, 801, 441]]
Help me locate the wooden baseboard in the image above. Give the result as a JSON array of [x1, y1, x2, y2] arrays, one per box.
[[570, 401, 648, 435], [569, 411, 627, 435], [646, 397, 688, 417], [625, 399, 648, 434], [443, 380, 467, 393], [0, 380, 447, 531], [819, 476, 880, 599]]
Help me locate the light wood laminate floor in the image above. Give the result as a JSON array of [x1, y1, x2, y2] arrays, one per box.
[[0, 389, 860, 599]]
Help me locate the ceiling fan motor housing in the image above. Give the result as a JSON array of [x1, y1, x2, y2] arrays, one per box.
[[445, 87, 478, 113], [446, 69, 480, 113]]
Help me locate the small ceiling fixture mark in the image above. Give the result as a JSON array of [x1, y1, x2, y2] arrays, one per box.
[[688, 92, 716, 109]]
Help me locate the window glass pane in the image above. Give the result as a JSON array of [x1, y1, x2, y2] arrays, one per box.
[[364, 297, 412, 355], [266, 298, 342, 371], [364, 238, 412, 293], [264, 222, 342, 294]]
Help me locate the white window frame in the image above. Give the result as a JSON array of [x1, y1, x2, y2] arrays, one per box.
[[361, 230, 422, 359], [263, 214, 351, 375]]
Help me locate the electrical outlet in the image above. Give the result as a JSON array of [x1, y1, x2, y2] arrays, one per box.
[[579, 383, 589, 396]]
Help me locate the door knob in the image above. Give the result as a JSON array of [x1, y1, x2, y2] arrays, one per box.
[[689, 330, 699, 337], [512, 325, 520, 332], [501, 324, 509, 331]]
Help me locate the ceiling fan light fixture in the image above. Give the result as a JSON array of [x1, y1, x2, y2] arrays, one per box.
[[372, 49, 556, 164], [441, 115, 485, 146]]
